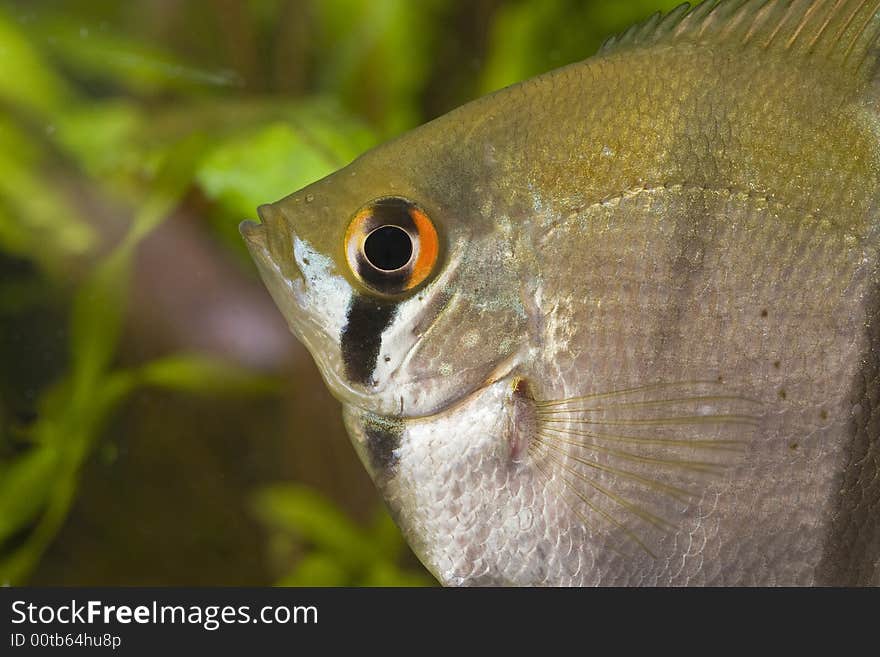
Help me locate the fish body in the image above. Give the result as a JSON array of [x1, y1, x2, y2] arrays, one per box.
[[243, 0, 880, 585]]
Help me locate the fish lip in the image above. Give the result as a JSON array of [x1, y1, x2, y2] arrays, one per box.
[[240, 203, 287, 255], [239, 219, 266, 246]]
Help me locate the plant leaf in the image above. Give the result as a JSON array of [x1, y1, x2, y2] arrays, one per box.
[[136, 354, 279, 396], [252, 484, 379, 568], [360, 560, 435, 587], [68, 248, 131, 399], [53, 101, 143, 180], [32, 17, 241, 96], [313, 0, 452, 135], [196, 104, 375, 218], [0, 6, 71, 117], [0, 117, 95, 271], [0, 446, 58, 544], [277, 554, 349, 587]]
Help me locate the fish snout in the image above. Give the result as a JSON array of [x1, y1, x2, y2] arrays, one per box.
[[240, 202, 287, 247]]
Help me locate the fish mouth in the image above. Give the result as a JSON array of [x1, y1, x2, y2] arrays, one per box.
[[239, 219, 265, 245], [240, 202, 290, 254], [240, 203, 284, 253]]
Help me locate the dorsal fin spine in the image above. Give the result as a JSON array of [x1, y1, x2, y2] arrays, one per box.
[[718, 1, 755, 40], [831, 0, 866, 49], [844, 2, 878, 63], [742, 1, 774, 45], [598, 0, 880, 83], [805, 0, 842, 52], [762, 1, 798, 48], [787, 2, 822, 49]]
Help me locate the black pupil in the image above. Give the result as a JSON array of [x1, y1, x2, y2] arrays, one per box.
[[363, 225, 413, 271]]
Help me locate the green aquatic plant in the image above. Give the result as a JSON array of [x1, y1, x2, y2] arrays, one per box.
[[0, 4, 375, 583], [252, 484, 433, 586], [0, 126, 281, 583]]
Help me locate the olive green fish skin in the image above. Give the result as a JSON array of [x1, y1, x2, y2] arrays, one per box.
[[243, 0, 880, 585]]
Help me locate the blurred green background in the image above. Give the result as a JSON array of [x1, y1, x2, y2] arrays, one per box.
[[0, 0, 682, 585]]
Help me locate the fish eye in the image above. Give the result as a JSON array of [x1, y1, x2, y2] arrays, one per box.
[[344, 196, 439, 296]]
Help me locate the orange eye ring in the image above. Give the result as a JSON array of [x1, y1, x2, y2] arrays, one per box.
[[344, 197, 440, 296]]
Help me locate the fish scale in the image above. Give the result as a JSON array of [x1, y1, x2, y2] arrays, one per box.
[[242, 0, 880, 585]]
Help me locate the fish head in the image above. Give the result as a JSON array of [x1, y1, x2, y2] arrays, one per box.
[[242, 113, 548, 585], [240, 118, 531, 422]]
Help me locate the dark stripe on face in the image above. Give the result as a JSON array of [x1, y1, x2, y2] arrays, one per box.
[[364, 420, 403, 473], [341, 295, 396, 385], [816, 279, 880, 585]]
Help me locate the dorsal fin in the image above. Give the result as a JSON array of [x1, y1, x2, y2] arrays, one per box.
[[599, 0, 880, 80]]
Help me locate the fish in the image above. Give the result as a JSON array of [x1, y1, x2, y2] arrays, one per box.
[[241, 0, 880, 586]]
